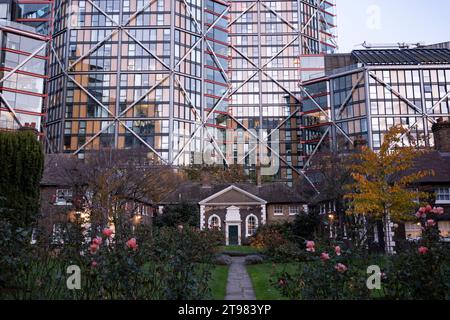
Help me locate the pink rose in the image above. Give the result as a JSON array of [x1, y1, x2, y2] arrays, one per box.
[[335, 263, 348, 273], [91, 261, 97, 268], [306, 241, 315, 253], [320, 252, 330, 261], [425, 205, 433, 213], [419, 207, 426, 214], [432, 207, 445, 215], [102, 228, 113, 237], [89, 243, 99, 254], [418, 246, 429, 255], [126, 238, 138, 251], [415, 211, 423, 219], [92, 236, 102, 246], [335, 246, 342, 256], [426, 219, 436, 227]]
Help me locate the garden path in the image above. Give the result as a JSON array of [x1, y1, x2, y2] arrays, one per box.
[[224, 256, 256, 300]]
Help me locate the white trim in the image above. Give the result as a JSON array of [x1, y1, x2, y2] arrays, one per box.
[[200, 205, 206, 230], [199, 185, 267, 205], [208, 214, 222, 230], [245, 214, 259, 237], [261, 204, 267, 225], [225, 206, 242, 246], [226, 223, 241, 246]]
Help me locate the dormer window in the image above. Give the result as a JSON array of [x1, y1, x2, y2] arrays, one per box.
[[55, 189, 73, 205]]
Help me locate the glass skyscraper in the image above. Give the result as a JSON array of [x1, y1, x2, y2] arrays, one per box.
[[227, 0, 336, 182], [0, 0, 53, 133]]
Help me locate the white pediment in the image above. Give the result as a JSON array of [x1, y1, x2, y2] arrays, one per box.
[[199, 185, 267, 205]]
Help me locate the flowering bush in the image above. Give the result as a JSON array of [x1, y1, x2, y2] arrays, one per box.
[[380, 205, 450, 300], [275, 241, 373, 300], [274, 204, 450, 300], [0, 220, 222, 300]]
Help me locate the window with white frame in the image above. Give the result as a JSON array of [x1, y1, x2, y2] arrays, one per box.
[[55, 189, 73, 205], [436, 187, 450, 204], [274, 206, 283, 216], [208, 215, 221, 230], [246, 215, 258, 237], [289, 206, 300, 216]]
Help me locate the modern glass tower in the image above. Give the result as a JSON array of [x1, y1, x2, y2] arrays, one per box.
[[300, 49, 450, 172], [45, 0, 337, 183], [0, 0, 53, 133], [46, 0, 231, 165], [227, 0, 337, 182]]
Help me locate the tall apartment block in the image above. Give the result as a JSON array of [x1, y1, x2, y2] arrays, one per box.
[[227, 0, 336, 182], [46, 0, 231, 165], [44, 0, 337, 183], [300, 48, 450, 171], [0, 0, 53, 132]]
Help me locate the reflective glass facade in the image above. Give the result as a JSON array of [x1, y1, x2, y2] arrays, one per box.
[[300, 52, 450, 170], [45, 0, 337, 183], [0, 0, 53, 132], [228, 0, 336, 182], [46, 0, 231, 165]]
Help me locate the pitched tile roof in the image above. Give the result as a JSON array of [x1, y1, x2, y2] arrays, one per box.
[[413, 151, 450, 184], [160, 182, 305, 205]]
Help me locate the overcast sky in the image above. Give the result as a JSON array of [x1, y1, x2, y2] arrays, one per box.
[[336, 0, 450, 52]]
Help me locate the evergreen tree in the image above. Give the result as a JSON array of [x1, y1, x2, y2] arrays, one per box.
[[0, 130, 44, 228]]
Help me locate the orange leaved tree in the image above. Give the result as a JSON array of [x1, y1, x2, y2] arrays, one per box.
[[344, 125, 433, 253]]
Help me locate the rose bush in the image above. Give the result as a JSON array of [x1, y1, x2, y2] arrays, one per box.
[[275, 241, 373, 300], [274, 204, 450, 300], [380, 205, 450, 300], [0, 220, 222, 300]]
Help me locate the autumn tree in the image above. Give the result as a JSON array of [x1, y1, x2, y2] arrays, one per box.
[[344, 126, 433, 253]]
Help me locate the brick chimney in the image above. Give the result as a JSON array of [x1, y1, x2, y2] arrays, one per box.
[[201, 171, 212, 188], [432, 120, 450, 153]]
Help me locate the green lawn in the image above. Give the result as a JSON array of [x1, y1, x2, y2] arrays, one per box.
[[219, 245, 263, 254], [247, 263, 298, 300], [209, 265, 229, 300]]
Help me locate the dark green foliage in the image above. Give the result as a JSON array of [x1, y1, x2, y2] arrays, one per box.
[[154, 203, 200, 228], [0, 221, 222, 300], [291, 212, 321, 242], [0, 130, 44, 228]]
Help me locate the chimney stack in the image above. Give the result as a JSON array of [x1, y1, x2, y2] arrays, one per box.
[[256, 165, 262, 187], [432, 120, 450, 153], [201, 171, 212, 188]]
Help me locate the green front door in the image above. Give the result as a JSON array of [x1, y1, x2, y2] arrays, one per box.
[[228, 225, 239, 246]]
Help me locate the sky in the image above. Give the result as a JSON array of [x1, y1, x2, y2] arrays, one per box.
[[336, 0, 450, 52]]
